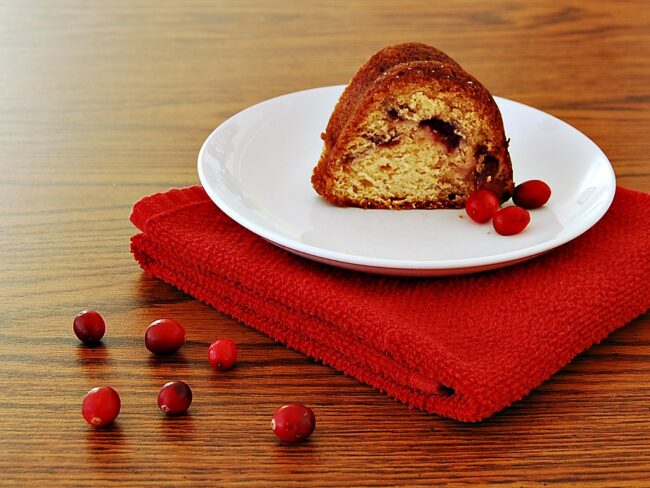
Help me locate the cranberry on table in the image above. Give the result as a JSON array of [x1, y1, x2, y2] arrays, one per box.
[[208, 339, 238, 371], [271, 404, 316, 443], [157, 381, 192, 416], [465, 189, 501, 223], [73, 310, 105, 345], [492, 206, 531, 236], [513, 179, 551, 209], [144, 319, 185, 354], [82, 386, 121, 428]]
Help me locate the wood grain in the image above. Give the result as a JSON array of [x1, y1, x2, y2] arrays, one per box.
[[1, 0, 649, 486]]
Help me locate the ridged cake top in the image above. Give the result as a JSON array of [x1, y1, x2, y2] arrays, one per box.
[[323, 42, 464, 151]]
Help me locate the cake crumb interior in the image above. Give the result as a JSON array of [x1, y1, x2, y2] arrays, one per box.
[[331, 90, 492, 208]]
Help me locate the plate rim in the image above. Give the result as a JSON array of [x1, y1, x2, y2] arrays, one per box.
[[197, 85, 616, 272]]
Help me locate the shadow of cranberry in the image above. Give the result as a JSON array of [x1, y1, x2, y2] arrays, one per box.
[[85, 422, 128, 456], [159, 413, 196, 442], [76, 343, 114, 382], [270, 437, 320, 469], [146, 350, 190, 368]]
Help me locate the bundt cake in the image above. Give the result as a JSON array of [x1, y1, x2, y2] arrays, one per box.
[[311, 42, 514, 209]]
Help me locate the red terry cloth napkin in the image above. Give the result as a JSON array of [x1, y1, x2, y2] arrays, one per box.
[[130, 186, 650, 422]]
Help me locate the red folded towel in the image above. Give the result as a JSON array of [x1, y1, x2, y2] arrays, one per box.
[[130, 186, 650, 422]]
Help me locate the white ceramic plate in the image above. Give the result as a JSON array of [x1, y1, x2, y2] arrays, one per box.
[[197, 85, 615, 276]]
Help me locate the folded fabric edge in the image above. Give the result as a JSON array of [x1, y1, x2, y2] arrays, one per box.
[[130, 233, 497, 422], [131, 185, 206, 230]]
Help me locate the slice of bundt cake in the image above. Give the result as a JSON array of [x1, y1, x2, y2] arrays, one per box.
[[311, 42, 514, 209]]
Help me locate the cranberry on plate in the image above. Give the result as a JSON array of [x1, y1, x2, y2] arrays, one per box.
[[465, 189, 500, 223], [492, 206, 531, 236], [513, 179, 551, 209]]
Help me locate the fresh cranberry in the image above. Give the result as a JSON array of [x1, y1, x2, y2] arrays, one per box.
[[513, 180, 551, 209], [145, 319, 185, 354], [465, 189, 500, 223], [208, 339, 238, 371], [82, 386, 121, 428], [493, 206, 531, 235], [271, 404, 316, 443], [73, 310, 105, 345], [157, 381, 192, 415]]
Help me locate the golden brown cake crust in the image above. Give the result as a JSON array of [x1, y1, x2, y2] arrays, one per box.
[[322, 43, 462, 153], [312, 43, 514, 209]]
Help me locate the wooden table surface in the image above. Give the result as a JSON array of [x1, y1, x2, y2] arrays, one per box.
[[2, 1, 649, 486]]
